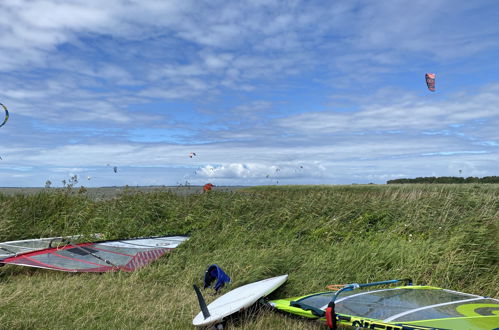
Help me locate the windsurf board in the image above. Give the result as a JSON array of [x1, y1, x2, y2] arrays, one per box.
[[193, 274, 288, 327]]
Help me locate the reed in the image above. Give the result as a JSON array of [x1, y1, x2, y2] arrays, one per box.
[[0, 184, 497, 329]]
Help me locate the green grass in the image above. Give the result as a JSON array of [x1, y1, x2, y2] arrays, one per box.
[[0, 184, 497, 329]]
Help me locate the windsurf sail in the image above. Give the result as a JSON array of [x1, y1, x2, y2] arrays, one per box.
[[0, 236, 189, 272], [269, 279, 499, 330], [0, 234, 102, 260]]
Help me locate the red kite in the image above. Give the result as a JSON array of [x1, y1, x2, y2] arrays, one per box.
[[203, 183, 214, 192], [425, 73, 435, 92]]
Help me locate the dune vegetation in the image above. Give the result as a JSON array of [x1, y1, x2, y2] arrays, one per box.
[[0, 184, 497, 329]]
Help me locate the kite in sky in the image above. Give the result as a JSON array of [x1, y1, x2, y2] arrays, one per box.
[[425, 73, 436, 92], [0, 103, 9, 128], [189, 152, 197, 158]]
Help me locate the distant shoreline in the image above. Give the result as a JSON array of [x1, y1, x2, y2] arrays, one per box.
[[0, 186, 246, 198]]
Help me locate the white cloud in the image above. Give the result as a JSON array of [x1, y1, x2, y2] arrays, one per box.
[[275, 87, 499, 135], [194, 163, 326, 182]]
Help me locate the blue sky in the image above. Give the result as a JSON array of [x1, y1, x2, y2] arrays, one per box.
[[1, 0, 499, 187]]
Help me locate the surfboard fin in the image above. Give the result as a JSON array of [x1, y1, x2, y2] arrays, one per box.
[[194, 285, 211, 319]]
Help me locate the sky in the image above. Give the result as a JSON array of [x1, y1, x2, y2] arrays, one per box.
[[1, 0, 499, 187]]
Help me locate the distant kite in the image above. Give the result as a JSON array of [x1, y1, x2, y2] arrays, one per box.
[[113, 166, 118, 173], [425, 73, 436, 92], [0, 103, 9, 128], [189, 152, 197, 158]]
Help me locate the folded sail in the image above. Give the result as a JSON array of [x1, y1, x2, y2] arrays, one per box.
[[0, 235, 101, 260], [1, 236, 189, 272]]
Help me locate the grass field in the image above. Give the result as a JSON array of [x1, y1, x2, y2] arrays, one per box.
[[0, 184, 497, 329]]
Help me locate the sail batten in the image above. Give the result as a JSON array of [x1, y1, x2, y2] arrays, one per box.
[[384, 297, 484, 322]]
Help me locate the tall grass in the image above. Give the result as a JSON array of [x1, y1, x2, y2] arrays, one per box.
[[0, 184, 497, 329]]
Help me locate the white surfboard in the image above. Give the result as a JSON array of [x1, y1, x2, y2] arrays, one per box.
[[193, 274, 288, 327]]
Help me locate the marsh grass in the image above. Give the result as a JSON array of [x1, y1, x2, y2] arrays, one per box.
[[0, 184, 497, 329]]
